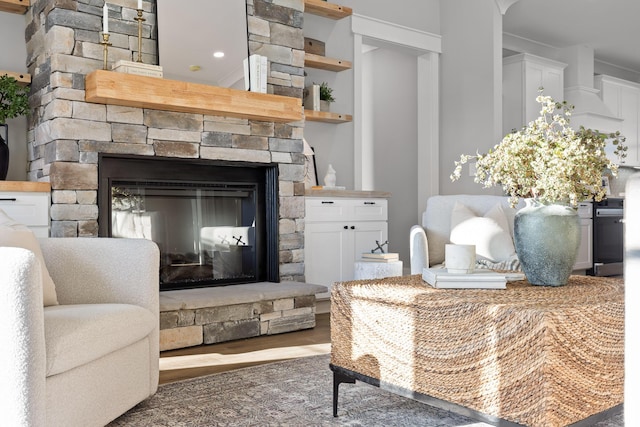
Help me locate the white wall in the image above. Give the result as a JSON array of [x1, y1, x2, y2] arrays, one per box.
[[366, 46, 418, 261], [0, 11, 29, 181], [439, 0, 504, 196]]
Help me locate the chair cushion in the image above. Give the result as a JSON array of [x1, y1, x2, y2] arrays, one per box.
[[0, 208, 58, 306], [450, 202, 516, 263], [43, 303, 156, 376]]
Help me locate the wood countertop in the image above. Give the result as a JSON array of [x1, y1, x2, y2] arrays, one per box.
[[305, 188, 391, 198], [0, 181, 51, 192]]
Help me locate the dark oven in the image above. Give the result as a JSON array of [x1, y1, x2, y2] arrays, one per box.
[[588, 198, 624, 276]]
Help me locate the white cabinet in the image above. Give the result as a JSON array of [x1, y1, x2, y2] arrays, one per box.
[[594, 75, 640, 166], [503, 53, 567, 136], [305, 196, 388, 297], [572, 201, 593, 271], [0, 182, 51, 237], [573, 218, 593, 271]]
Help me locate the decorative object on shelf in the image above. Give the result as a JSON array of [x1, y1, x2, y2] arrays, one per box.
[[451, 91, 627, 286], [135, 0, 145, 63], [304, 84, 320, 111], [323, 163, 336, 187], [243, 54, 267, 93], [304, 37, 326, 56], [0, 74, 30, 180], [319, 81, 335, 112], [303, 139, 318, 189], [370, 240, 389, 254], [101, 3, 112, 70], [112, 60, 163, 78]]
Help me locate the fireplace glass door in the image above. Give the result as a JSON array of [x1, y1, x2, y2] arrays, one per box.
[[111, 181, 258, 290]]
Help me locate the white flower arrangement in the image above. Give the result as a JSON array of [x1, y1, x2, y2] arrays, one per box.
[[451, 91, 627, 207]]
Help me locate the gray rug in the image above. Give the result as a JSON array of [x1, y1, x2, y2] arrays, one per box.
[[108, 354, 623, 426]]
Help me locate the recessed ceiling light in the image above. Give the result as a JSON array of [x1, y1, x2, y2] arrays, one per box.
[[213, 51, 225, 58], [189, 65, 201, 72]]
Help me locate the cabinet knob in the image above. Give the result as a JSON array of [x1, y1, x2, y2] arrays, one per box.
[[344, 225, 348, 229], [350, 226, 355, 230]]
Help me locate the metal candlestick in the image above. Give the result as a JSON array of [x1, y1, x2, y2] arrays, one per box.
[[135, 9, 146, 63], [100, 32, 112, 70]]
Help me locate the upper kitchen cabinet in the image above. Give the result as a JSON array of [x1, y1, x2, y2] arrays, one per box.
[[503, 53, 567, 137], [595, 75, 640, 167]]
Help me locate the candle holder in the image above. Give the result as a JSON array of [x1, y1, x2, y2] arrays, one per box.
[[134, 8, 146, 63], [100, 32, 112, 70]]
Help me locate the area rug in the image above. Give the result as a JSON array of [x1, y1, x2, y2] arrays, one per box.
[[108, 354, 623, 426]]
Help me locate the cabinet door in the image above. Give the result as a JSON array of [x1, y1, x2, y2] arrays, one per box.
[[349, 221, 389, 280], [598, 76, 640, 166], [304, 222, 350, 293], [573, 218, 593, 270]]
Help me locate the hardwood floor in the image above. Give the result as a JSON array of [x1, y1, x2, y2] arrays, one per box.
[[159, 313, 331, 385]]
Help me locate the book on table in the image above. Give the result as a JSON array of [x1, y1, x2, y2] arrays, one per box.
[[361, 252, 399, 260], [422, 268, 508, 289]]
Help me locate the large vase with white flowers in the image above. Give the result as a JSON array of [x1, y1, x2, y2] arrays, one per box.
[[451, 90, 627, 286]]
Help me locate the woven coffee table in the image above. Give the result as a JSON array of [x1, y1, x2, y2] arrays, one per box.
[[330, 274, 624, 426]]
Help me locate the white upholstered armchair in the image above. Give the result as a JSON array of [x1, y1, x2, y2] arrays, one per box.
[[0, 237, 160, 426], [410, 194, 523, 274]]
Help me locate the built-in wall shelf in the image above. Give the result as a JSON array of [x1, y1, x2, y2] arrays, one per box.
[[305, 109, 352, 124], [304, 0, 352, 19], [0, 0, 29, 14], [85, 70, 303, 123], [304, 53, 352, 72], [0, 70, 31, 85]]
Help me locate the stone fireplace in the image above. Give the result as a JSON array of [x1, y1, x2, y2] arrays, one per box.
[[25, 0, 307, 284], [23, 0, 322, 349]]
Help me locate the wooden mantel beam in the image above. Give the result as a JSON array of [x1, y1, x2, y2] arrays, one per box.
[[85, 70, 303, 123]]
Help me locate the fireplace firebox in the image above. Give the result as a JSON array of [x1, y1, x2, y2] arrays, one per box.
[[98, 155, 279, 291]]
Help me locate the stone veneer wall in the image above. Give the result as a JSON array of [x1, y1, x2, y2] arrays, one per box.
[[24, 0, 306, 282]]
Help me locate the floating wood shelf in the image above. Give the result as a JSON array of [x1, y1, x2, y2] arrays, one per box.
[[304, 0, 352, 19], [305, 109, 352, 124], [85, 70, 303, 123], [0, 70, 31, 86], [304, 53, 352, 72], [0, 0, 29, 14]]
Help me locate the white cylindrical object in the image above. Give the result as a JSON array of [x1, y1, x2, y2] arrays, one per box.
[[103, 3, 109, 33], [138, 0, 142, 9], [445, 244, 476, 274]]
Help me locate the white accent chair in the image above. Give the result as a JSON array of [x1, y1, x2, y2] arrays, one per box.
[[410, 194, 522, 273], [0, 238, 160, 427]]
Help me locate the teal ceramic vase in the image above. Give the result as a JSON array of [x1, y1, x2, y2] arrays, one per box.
[[513, 199, 581, 286]]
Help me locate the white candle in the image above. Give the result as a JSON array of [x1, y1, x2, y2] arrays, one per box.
[[102, 3, 109, 34], [138, 0, 142, 10]]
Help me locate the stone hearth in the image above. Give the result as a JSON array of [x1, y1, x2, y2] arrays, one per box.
[[159, 282, 326, 351]]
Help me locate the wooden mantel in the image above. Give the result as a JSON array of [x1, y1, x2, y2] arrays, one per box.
[[85, 70, 303, 123], [0, 0, 29, 14]]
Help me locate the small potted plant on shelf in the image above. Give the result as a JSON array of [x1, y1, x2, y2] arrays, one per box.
[[0, 74, 30, 180], [319, 82, 335, 112]]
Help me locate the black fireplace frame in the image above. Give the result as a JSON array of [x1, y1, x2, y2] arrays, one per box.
[[98, 154, 280, 289]]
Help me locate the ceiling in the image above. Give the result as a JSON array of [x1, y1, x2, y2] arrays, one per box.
[[503, 0, 640, 74]]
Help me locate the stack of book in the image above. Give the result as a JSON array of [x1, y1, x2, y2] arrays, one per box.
[[361, 252, 400, 263], [244, 54, 268, 93], [422, 268, 510, 289]]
